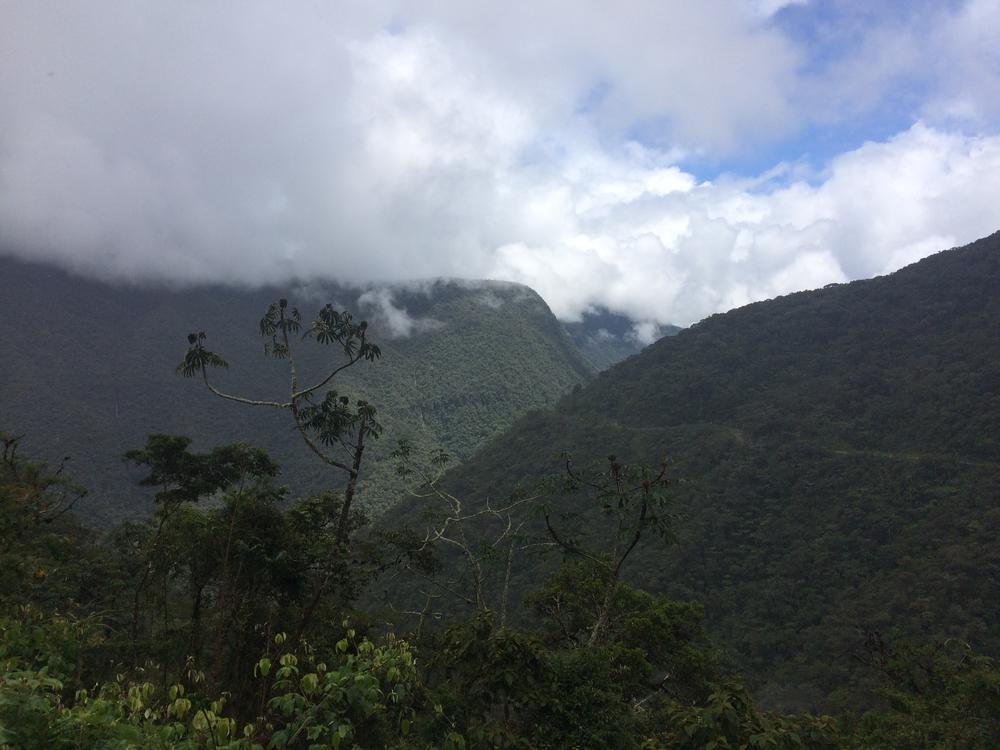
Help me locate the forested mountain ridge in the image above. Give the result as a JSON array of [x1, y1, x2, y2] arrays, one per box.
[[0, 258, 594, 525], [3, 236, 999, 748], [405, 231, 1000, 709]]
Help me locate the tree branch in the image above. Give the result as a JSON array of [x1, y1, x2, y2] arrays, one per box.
[[201, 370, 290, 408], [291, 355, 363, 401]]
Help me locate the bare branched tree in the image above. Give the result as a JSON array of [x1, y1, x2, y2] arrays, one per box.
[[1, 432, 86, 524], [387, 446, 674, 643], [388, 440, 550, 631]]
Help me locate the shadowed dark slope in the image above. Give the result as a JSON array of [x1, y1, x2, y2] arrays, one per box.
[[405, 231, 1000, 709]]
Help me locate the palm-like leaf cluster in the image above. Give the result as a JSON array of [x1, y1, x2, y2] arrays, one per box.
[[306, 304, 380, 363], [176, 332, 229, 378]]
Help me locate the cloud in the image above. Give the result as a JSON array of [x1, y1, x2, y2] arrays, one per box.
[[628, 322, 668, 346], [492, 123, 1000, 325], [0, 1, 798, 283], [0, 2, 997, 329], [357, 288, 443, 338], [925, 0, 1000, 126], [742, 0, 808, 20], [784, 0, 1000, 131]]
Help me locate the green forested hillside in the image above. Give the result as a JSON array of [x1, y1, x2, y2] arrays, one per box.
[[398, 232, 1000, 709], [0, 260, 593, 524], [4, 237, 1000, 749], [563, 307, 681, 370]]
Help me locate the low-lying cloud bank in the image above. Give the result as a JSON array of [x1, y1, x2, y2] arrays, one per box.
[[2, 2, 998, 327], [358, 288, 444, 339]]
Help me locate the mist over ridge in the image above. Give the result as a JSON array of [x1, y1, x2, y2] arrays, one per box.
[[3, 2, 1000, 328]]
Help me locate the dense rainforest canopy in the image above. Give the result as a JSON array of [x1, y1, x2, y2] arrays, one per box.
[[5, 429, 999, 748], [394, 232, 1000, 710], [2, 233, 1000, 748]]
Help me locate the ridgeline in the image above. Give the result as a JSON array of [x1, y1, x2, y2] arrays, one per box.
[[0, 260, 594, 524], [404, 231, 1000, 708]]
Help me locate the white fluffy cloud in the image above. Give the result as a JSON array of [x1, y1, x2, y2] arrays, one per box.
[[0, 1, 997, 328], [493, 123, 1000, 325], [786, 0, 1000, 130]]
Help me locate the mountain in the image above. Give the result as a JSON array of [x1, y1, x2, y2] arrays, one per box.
[[0, 259, 594, 525], [401, 231, 1000, 709], [563, 307, 681, 369]]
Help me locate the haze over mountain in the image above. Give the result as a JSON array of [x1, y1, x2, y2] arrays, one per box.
[[564, 307, 682, 370], [393, 231, 1000, 709], [0, 257, 595, 525], [4, 2, 1000, 333]]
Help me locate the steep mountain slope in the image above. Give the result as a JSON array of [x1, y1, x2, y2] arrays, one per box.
[[414, 231, 1000, 709], [0, 260, 593, 525]]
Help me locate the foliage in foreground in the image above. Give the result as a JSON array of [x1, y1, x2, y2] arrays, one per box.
[[0, 432, 847, 749], [7, 438, 996, 748], [1, 605, 840, 750], [0, 606, 458, 750]]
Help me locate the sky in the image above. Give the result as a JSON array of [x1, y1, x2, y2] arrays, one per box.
[[2, 1, 999, 332]]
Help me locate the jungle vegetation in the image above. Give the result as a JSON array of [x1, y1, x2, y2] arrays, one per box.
[[7, 425, 998, 748], [0, 261, 596, 525], [2, 232, 999, 747], [385, 231, 1000, 710]]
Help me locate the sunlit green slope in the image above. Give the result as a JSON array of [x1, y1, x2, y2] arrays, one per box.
[[0, 262, 593, 524]]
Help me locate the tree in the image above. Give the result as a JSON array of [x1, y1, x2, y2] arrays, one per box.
[[845, 633, 1000, 749], [539, 455, 674, 646], [176, 299, 381, 549], [388, 440, 543, 632], [121, 435, 280, 668], [0, 432, 88, 612], [387, 450, 675, 645]]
